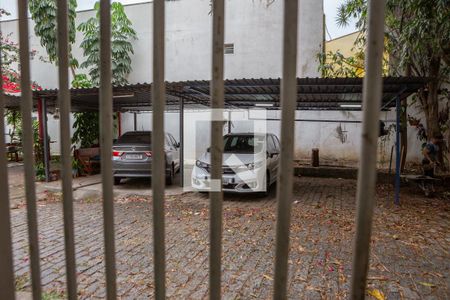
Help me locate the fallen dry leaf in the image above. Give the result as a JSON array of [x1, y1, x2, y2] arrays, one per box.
[[263, 274, 273, 281], [368, 288, 385, 300], [418, 281, 436, 287]]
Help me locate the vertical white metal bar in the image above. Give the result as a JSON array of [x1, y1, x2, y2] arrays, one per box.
[[99, 0, 117, 298], [273, 0, 298, 298], [0, 35, 16, 300], [17, 1, 43, 299], [56, 0, 77, 298], [350, 0, 386, 298], [209, 0, 225, 298], [152, 0, 166, 298]]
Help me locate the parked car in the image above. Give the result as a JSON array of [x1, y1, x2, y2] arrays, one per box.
[[112, 131, 180, 185], [191, 132, 280, 193]]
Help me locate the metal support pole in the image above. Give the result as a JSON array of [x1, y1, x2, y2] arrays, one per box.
[[56, 0, 77, 297], [133, 112, 137, 131], [179, 96, 184, 187], [350, 0, 386, 298], [395, 97, 401, 205], [41, 98, 50, 182], [99, 0, 117, 298], [227, 110, 231, 133], [210, 0, 225, 298], [17, 0, 43, 298], [273, 0, 299, 298], [0, 38, 16, 300], [152, 0, 167, 299]]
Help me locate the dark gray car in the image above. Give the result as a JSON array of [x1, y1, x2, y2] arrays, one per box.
[[112, 131, 180, 185]]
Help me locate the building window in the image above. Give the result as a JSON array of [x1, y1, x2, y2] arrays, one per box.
[[224, 43, 234, 54]]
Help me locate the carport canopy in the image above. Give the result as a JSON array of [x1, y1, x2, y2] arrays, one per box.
[[3, 76, 427, 112]]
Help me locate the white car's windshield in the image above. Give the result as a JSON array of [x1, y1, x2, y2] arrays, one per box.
[[223, 135, 264, 153]]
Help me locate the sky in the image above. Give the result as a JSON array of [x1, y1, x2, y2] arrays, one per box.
[[0, 0, 356, 40]]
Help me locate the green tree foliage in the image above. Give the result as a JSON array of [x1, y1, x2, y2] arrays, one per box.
[[1, 34, 20, 74], [73, 2, 136, 147], [72, 112, 99, 148], [78, 1, 137, 86], [5, 110, 22, 143], [71, 74, 99, 148], [318, 49, 365, 78], [318, 46, 390, 78], [29, 0, 78, 72], [27, 2, 136, 147], [71, 74, 92, 88], [336, 0, 450, 141]]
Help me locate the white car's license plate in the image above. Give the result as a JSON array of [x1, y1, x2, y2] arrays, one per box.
[[126, 154, 142, 160]]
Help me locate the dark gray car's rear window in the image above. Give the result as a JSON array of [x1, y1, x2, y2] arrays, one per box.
[[117, 132, 152, 144]]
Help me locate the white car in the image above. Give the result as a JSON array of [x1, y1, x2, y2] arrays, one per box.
[[191, 133, 280, 193]]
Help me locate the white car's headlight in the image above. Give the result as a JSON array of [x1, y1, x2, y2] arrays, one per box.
[[196, 160, 209, 169], [246, 161, 264, 170]]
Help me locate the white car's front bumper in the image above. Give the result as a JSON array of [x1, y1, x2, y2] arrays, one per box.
[[191, 165, 266, 193]]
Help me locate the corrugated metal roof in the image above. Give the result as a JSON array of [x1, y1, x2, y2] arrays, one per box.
[[4, 77, 427, 112]]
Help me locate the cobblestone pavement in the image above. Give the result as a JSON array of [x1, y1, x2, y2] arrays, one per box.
[[10, 177, 450, 299], [7, 164, 55, 208]]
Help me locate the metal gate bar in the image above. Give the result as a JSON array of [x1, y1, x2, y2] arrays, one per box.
[[56, 0, 77, 298], [0, 41, 16, 300], [273, 0, 299, 298], [350, 0, 386, 298], [152, 0, 167, 299], [99, 0, 117, 298], [209, 0, 225, 298], [17, 1, 43, 298]]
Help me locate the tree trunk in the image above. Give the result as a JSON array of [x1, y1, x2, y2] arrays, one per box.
[[447, 117, 450, 165], [400, 97, 407, 171], [400, 64, 411, 171], [425, 81, 440, 139], [424, 56, 444, 167], [425, 57, 441, 138], [70, 66, 77, 80]]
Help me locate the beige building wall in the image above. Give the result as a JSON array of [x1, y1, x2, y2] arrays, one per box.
[[325, 31, 360, 57]]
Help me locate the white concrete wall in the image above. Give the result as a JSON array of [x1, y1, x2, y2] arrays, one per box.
[[119, 108, 416, 167], [0, 0, 323, 88]]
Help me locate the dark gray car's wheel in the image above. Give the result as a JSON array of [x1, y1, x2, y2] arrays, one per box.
[[114, 177, 122, 185], [166, 165, 174, 185]]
